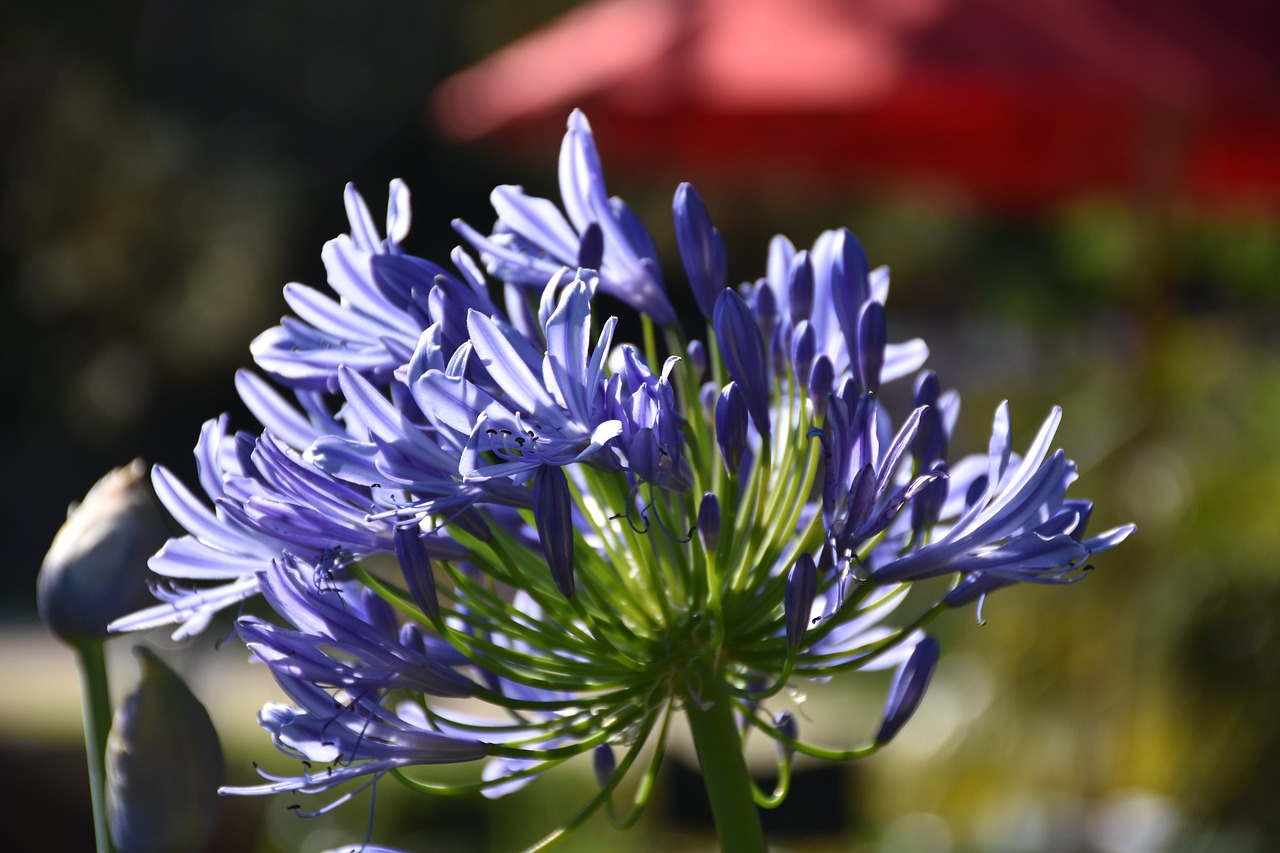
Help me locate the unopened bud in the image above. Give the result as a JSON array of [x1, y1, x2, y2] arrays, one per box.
[[875, 635, 940, 745], [697, 493, 720, 553], [107, 648, 223, 853], [37, 460, 168, 644]]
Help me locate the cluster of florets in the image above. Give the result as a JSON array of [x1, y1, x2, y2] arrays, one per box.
[[110, 111, 1133, 847]]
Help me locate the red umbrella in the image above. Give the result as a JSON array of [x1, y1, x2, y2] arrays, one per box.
[[433, 0, 1280, 209]]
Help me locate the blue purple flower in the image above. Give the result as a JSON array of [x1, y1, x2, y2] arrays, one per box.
[[104, 111, 1134, 850]]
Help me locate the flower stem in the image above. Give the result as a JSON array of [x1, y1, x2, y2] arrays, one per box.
[[684, 667, 768, 853], [75, 639, 117, 853]]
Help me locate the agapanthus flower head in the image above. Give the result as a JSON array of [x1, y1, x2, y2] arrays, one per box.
[[109, 111, 1134, 851]]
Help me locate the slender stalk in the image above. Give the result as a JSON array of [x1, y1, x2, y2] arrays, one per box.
[[684, 666, 768, 853], [74, 639, 117, 853]]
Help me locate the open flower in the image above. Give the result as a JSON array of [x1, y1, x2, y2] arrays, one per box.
[[108, 111, 1134, 851]]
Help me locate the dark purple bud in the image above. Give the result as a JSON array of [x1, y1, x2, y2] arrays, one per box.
[[808, 355, 835, 421], [450, 507, 493, 543], [697, 493, 720, 552], [393, 525, 441, 622], [791, 321, 815, 391], [716, 382, 749, 476], [699, 380, 718, 421], [770, 322, 789, 382], [787, 251, 815, 325], [673, 182, 728, 318], [830, 229, 871, 366], [856, 300, 887, 394], [965, 474, 989, 509], [577, 221, 604, 270], [910, 464, 949, 536], [775, 710, 797, 760], [593, 745, 616, 787], [399, 622, 427, 656], [686, 339, 708, 382], [876, 635, 940, 745], [713, 289, 772, 439], [910, 406, 946, 470], [533, 465, 576, 597], [913, 370, 940, 408], [785, 552, 817, 649], [910, 372, 946, 467], [843, 464, 878, 540], [754, 282, 778, 350]]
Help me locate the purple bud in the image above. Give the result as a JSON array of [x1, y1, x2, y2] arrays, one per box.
[[791, 321, 815, 391], [965, 474, 988, 509], [913, 370, 940, 408], [830, 229, 872, 364], [785, 552, 817, 649], [673, 182, 728, 318], [697, 492, 720, 552], [593, 745, 616, 787], [533, 465, 576, 597], [910, 463, 949, 537], [842, 464, 878, 543], [716, 382, 749, 476], [856, 300, 887, 394], [876, 635, 940, 744], [787, 251, 815, 324], [713, 289, 772, 439], [399, 622, 427, 656], [754, 282, 779, 348], [770, 322, 789, 382], [393, 525, 441, 622], [577, 221, 604, 270], [808, 355, 835, 421], [699, 380, 718, 422], [450, 507, 493, 543], [775, 710, 797, 761], [686, 339, 708, 382]]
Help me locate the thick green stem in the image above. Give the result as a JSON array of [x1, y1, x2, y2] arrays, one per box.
[[75, 640, 117, 853], [684, 668, 768, 853]]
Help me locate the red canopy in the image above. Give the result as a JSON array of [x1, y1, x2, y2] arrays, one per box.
[[434, 0, 1280, 209]]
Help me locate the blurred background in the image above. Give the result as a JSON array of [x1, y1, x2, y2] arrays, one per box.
[[4, 0, 1280, 849]]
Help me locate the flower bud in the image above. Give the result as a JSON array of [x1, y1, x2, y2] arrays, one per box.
[[787, 251, 814, 325], [37, 460, 168, 644], [715, 382, 749, 477], [673, 182, 727, 319], [697, 493, 720, 553], [855, 300, 886, 394], [394, 525, 440, 622], [686, 339, 708, 383], [875, 635, 940, 745], [533, 464, 576, 597], [593, 744, 616, 788], [774, 710, 798, 761], [107, 648, 223, 853], [714, 289, 772, 440], [785, 553, 817, 649]]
